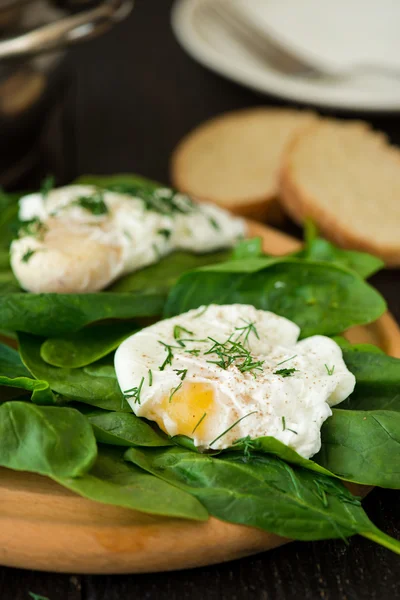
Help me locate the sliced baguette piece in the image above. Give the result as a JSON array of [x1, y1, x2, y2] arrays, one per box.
[[280, 119, 400, 266], [171, 108, 316, 221]]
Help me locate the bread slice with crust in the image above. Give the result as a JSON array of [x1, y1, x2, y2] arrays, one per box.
[[280, 119, 400, 266], [171, 108, 316, 220]]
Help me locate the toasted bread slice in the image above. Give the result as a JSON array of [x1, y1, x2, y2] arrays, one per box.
[[171, 108, 316, 220], [280, 119, 400, 266]]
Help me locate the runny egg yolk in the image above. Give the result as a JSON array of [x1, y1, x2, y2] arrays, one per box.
[[155, 382, 215, 438]]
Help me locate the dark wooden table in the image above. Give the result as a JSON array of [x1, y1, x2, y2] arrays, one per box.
[[1, 1, 399, 598]]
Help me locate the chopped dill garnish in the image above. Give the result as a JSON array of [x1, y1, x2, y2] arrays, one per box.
[[192, 412, 207, 434], [208, 216, 220, 230], [123, 230, 132, 240], [185, 348, 201, 356], [313, 480, 329, 508], [158, 228, 172, 239], [19, 217, 48, 240], [173, 324, 194, 346], [233, 435, 256, 459], [173, 368, 187, 381], [205, 335, 264, 378], [210, 411, 258, 447], [275, 354, 297, 366], [40, 174, 55, 198], [104, 183, 196, 216], [148, 369, 153, 386], [169, 381, 183, 403], [159, 341, 179, 370], [72, 190, 109, 215], [193, 305, 209, 318], [274, 368, 298, 378], [21, 248, 36, 263], [234, 319, 259, 346], [123, 377, 144, 405], [325, 364, 335, 376], [282, 415, 298, 434]]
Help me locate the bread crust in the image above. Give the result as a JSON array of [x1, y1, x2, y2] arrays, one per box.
[[279, 122, 400, 267], [171, 108, 316, 221]]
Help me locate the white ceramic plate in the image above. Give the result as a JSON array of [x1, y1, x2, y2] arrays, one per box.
[[171, 0, 400, 112]]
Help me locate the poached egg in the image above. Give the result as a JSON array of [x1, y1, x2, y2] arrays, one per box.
[[10, 185, 245, 293], [114, 304, 356, 458]]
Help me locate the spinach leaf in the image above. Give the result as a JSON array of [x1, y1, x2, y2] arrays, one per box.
[[229, 436, 334, 478], [165, 259, 386, 338], [0, 291, 164, 336], [109, 250, 231, 293], [0, 341, 54, 404], [315, 409, 400, 488], [58, 445, 208, 521], [0, 401, 97, 477], [76, 173, 162, 191], [125, 446, 400, 553], [300, 221, 383, 279], [231, 238, 264, 260], [40, 322, 137, 368], [0, 189, 20, 250], [18, 333, 129, 411], [86, 409, 173, 447], [300, 238, 384, 279], [341, 350, 400, 412]]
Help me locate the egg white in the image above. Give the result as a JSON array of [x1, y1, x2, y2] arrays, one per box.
[[10, 185, 245, 293], [114, 304, 356, 458]]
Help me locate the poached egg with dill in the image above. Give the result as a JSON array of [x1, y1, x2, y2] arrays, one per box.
[[114, 304, 356, 458], [10, 184, 245, 293]]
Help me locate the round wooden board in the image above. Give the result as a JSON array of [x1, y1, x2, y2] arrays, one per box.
[[1, 222, 399, 574]]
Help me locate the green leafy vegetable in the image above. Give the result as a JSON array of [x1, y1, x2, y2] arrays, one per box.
[[0, 341, 54, 404], [40, 322, 137, 368], [341, 350, 400, 412], [86, 409, 172, 447], [0, 401, 97, 478], [125, 446, 399, 553], [108, 250, 230, 294], [165, 258, 386, 338], [58, 446, 207, 521], [0, 290, 164, 336], [315, 409, 400, 488], [29, 592, 49, 600], [300, 220, 384, 279], [18, 333, 129, 411], [232, 237, 264, 260]]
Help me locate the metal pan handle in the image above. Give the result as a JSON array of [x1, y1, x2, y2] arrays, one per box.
[[0, 0, 133, 60]]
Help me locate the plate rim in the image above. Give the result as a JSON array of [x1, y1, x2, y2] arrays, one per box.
[[171, 0, 400, 113]]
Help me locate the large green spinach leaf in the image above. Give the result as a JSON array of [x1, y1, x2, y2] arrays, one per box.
[[109, 250, 231, 293], [0, 401, 97, 477], [299, 238, 384, 279], [58, 445, 208, 521], [341, 350, 400, 412], [165, 259, 386, 337], [86, 409, 173, 447], [0, 291, 164, 337], [18, 333, 129, 411], [125, 446, 399, 553], [40, 322, 137, 368], [315, 409, 400, 488], [299, 221, 383, 279]]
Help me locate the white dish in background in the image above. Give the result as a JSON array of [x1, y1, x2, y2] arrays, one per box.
[[171, 0, 400, 112]]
